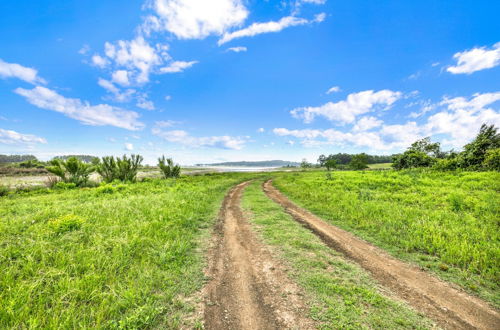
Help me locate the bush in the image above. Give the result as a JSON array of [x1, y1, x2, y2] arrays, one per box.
[[46, 157, 94, 187], [433, 157, 460, 171], [0, 185, 10, 197], [483, 148, 500, 171], [94, 154, 143, 183], [48, 214, 85, 234], [54, 182, 77, 190], [96, 182, 127, 194], [158, 156, 181, 179], [460, 124, 500, 169], [392, 151, 435, 170]]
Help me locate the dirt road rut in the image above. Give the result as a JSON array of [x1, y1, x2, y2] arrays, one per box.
[[203, 181, 315, 330], [263, 179, 499, 330]]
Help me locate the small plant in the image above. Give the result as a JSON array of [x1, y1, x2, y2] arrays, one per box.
[[158, 156, 181, 179], [46, 157, 94, 187], [48, 214, 85, 234], [438, 263, 449, 271], [94, 154, 143, 182], [0, 185, 10, 197], [54, 182, 77, 190]]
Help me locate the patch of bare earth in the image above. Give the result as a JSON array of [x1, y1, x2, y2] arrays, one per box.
[[263, 180, 500, 330], [203, 181, 316, 330]]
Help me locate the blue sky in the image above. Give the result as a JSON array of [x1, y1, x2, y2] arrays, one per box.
[[0, 0, 499, 164]]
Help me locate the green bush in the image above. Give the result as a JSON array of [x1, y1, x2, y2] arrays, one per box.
[[158, 156, 180, 179], [349, 153, 369, 170], [483, 148, 500, 171], [48, 214, 85, 234], [461, 124, 500, 169], [46, 157, 94, 186], [392, 151, 435, 170], [94, 154, 143, 183], [433, 157, 460, 171], [0, 185, 10, 197], [54, 182, 77, 190]]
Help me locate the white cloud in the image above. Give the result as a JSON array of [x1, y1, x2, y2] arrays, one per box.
[[352, 116, 383, 132], [98, 78, 136, 102], [291, 89, 402, 124], [78, 44, 90, 55], [275, 91, 500, 151], [0, 128, 47, 145], [165, 95, 172, 101], [160, 60, 198, 73], [0, 59, 46, 84], [144, 0, 249, 39], [125, 143, 134, 151], [447, 42, 500, 74], [155, 120, 180, 128], [112, 70, 131, 86], [218, 14, 323, 45], [91, 54, 109, 68], [104, 36, 166, 84], [152, 128, 247, 149], [326, 86, 340, 94], [136, 94, 155, 110], [227, 46, 247, 53], [257, 127, 265, 133], [301, 0, 326, 4], [15, 86, 144, 131]]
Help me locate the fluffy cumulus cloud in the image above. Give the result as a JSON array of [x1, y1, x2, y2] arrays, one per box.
[[447, 42, 500, 74], [15, 86, 144, 131], [218, 13, 324, 45], [0, 59, 46, 84], [0, 128, 46, 145], [274, 91, 500, 151], [152, 127, 247, 149], [160, 60, 198, 73], [143, 0, 248, 39], [291, 89, 402, 124]]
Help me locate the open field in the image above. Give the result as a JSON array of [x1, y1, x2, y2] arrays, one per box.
[[0, 173, 254, 328], [272, 170, 500, 307], [1, 170, 499, 328]]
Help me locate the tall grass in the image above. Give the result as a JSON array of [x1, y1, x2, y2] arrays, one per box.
[[273, 170, 500, 306], [0, 173, 253, 328]]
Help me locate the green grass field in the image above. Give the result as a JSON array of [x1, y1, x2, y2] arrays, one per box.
[[242, 181, 434, 329], [272, 170, 500, 307], [0, 173, 253, 328]]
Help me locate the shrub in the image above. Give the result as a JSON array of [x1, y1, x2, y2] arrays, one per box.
[[94, 154, 143, 182], [48, 214, 85, 234], [483, 148, 500, 171], [349, 153, 369, 170], [158, 156, 181, 179], [392, 151, 435, 170], [433, 157, 460, 171], [325, 159, 337, 171], [96, 182, 127, 194], [460, 124, 500, 169], [19, 159, 40, 168], [0, 185, 10, 197], [46, 157, 94, 186], [54, 182, 77, 190]]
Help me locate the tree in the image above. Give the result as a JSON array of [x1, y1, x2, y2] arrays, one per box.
[[408, 137, 443, 158], [483, 148, 500, 171], [300, 158, 312, 170], [46, 157, 94, 186], [317, 154, 327, 167], [158, 156, 181, 178], [325, 158, 337, 171], [460, 124, 500, 169], [349, 153, 369, 170]]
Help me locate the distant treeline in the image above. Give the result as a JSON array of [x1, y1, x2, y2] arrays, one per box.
[[198, 160, 301, 167], [318, 153, 393, 165], [0, 154, 37, 163]]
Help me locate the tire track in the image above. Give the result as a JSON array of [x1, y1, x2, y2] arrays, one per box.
[[203, 181, 315, 330], [263, 179, 499, 330]]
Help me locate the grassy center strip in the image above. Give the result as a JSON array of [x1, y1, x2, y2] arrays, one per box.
[[241, 180, 434, 329]]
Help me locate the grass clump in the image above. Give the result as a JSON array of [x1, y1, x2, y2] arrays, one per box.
[[48, 214, 85, 234]]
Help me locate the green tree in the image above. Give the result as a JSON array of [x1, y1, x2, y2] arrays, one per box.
[[325, 158, 337, 171], [46, 157, 94, 186], [349, 153, 369, 170], [483, 148, 500, 171], [460, 124, 500, 169], [408, 137, 443, 158], [158, 156, 181, 178], [94, 155, 143, 182], [392, 151, 435, 170]]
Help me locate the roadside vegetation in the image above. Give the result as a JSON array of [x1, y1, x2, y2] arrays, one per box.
[[0, 173, 254, 328], [272, 170, 500, 307], [242, 181, 434, 329]]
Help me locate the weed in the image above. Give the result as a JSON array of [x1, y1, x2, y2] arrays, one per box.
[[48, 214, 85, 234]]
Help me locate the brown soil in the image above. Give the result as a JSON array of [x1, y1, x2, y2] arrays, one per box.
[[263, 179, 500, 330], [203, 181, 316, 330]]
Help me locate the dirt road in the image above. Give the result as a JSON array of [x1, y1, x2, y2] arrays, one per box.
[[263, 179, 499, 330], [203, 181, 315, 330]]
